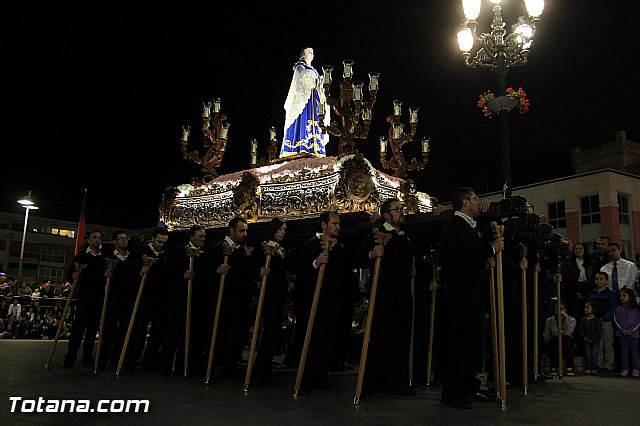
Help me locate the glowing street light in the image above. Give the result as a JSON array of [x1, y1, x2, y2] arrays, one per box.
[[16, 191, 39, 292]]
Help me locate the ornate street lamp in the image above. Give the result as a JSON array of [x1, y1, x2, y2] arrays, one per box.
[[457, 0, 544, 195], [16, 191, 39, 293]]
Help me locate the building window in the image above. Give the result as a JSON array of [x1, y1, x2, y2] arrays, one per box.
[[547, 201, 566, 229], [580, 195, 601, 225], [40, 246, 66, 264], [618, 193, 630, 224]]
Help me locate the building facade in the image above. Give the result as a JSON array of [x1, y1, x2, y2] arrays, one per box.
[[0, 211, 151, 285]]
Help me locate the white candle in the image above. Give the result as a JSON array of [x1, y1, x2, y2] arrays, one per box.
[[251, 152, 257, 165], [393, 123, 404, 139], [318, 101, 325, 115], [368, 72, 379, 91], [352, 82, 363, 101], [322, 66, 333, 86], [220, 123, 230, 139], [379, 136, 387, 153], [213, 98, 221, 113], [251, 139, 257, 153], [343, 59, 354, 78], [422, 136, 430, 153], [202, 102, 211, 118], [181, 126, 190, 142], [393, 100, 402, 116], [269, 127, 276, 140], [409, 107, 419, 124]]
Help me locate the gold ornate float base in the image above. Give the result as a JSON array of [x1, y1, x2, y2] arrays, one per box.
[[160, 153, 434, 231]]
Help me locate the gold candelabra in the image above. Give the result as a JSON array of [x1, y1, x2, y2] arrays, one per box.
[[250, 126, 280, 168], [180, 98, 230, 182], [319, 60, 378, 158], [378, 100, 430, 178]]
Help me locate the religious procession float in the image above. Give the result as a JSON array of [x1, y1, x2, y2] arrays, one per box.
[[159, 59, 438, 238]]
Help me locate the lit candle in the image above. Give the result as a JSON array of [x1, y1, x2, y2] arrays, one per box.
[[368, 72, 379, 92], [352, 82, 363, 101], [251, 139, 257, 153], [202, 102, 211, 119], [269, 126, 276, 140], [362, 109, 371, 121], [422, 136, 430, 153], [213, 98, 221, 113], [393, 123, 404, 139], [322, 65, 333, 86], [379, 136, 387, 153], [342, 59, 354, 79], [409, 107, 419, 124], [393, 100, 402, 117], [181, 125, 191, 142], [220, 123, 230, 139]]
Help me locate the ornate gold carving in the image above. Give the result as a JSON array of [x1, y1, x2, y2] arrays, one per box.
[[335, 154, 379, 213], [232, 171, 260, 222]]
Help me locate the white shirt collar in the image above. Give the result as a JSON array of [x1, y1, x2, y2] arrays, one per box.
[[113, 249, 129, 261], [455, 211, 477, 228], [148, 242, 163, 256], [383, 221, 404, 235]]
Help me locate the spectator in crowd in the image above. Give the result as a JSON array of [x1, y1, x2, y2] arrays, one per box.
[[7, 298, 21, 319], [589, 236, 610, 283], [600, 243, 638, 294], [588, 271, 618, 374], [579, 300, 603, 375], [543, 301, 577, 376], [31, 287, 41, 299], [19, 282, 33, 297], [613, 288, 640, 377], [0, 313, 17, 339]]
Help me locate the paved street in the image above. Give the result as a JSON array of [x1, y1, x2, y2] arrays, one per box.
[[0, 340, 635, 425]]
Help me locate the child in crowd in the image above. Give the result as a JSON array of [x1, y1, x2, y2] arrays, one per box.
[[544, 301, 577, 375], [579, 301, 603, 375], [613, 288, 640, 377], [587, 271, 618, 374]]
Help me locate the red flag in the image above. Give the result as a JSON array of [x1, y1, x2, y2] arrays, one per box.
[[74, 189, 87, 256]]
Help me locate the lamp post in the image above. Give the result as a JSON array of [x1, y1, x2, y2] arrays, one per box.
[[457, 0, 544, 195], [16, 191, 38, 294]]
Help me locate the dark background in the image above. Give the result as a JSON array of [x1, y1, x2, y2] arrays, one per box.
[[1, 1, 638, 229]]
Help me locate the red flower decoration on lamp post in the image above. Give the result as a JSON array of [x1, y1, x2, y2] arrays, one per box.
[[477, 87, 529, 119]]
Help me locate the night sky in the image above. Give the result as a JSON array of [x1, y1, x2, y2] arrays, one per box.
[[1, 1, 639, 229]]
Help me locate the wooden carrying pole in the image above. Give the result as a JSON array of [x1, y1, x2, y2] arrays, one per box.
[[533, 254, 540, 381], [489, 265, 500, 398], [426, 250, 439, 387], [244, 242, 280, 392], [205, 242, 233, 384], [353, 228, 392, 405], [556, 263, 563, 381], [95, 258, 118, 373], [116, 255, 157, 376], [45, 263, 86, 369], [519, 243, 528, 395], [184, 245, 202, 378], [408, 256, 416, 387], [491, 222, 507, 409], [293, 236, 337, 398]]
